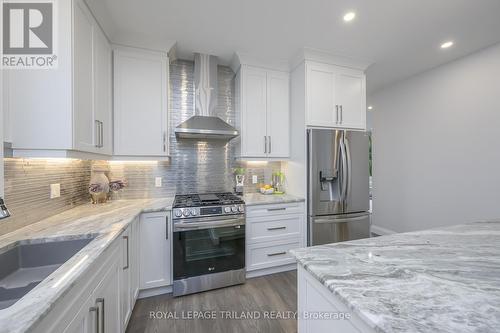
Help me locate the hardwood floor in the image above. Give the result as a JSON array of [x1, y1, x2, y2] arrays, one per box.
[[126, 270, 297, 333]]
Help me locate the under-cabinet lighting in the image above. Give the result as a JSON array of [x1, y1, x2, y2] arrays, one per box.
[[367, 106, 373, 110], [245, 161, 269, 166], [109, 160, 159, 165]]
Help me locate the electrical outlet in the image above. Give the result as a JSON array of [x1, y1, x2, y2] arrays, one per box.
[[252, 175, 258, 184], [155, 177, 162, 187], [50, 184, 61, 199]]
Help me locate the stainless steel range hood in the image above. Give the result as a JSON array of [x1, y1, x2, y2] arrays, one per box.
[[175, 54, 239, 140]]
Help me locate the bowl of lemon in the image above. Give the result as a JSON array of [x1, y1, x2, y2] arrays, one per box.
[[260, 184, 275, 195]]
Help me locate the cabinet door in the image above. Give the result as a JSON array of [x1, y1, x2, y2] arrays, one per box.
[[120, 227, 132, 329], [63, 295, 95, 333], [266, 71, 290, 158], [93, 27, 113, 155], [94, 259, 121, 333], [73, 0, 96, 153], [131, 217, 140, 300], [241, 66, 268, 157], [336, 69, 366, 130], [114, 48, 169, 156], [140, 212, 171, 289], [306, 62, 338, 127]]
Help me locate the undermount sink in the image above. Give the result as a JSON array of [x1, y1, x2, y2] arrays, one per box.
[[0, 237, 95, 310]]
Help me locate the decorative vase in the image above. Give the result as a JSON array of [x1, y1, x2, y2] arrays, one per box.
[[89, 170, 110, 204]]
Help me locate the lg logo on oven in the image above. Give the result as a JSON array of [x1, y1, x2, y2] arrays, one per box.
[[2, 0, 57, 69]]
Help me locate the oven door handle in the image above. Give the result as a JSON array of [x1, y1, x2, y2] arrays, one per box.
[[174, 216, 245, 231]]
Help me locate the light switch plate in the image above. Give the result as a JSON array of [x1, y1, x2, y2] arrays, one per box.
[[252, 175, 258, 184], [155, 177, 162, 187], [50, 183, 61, 199]]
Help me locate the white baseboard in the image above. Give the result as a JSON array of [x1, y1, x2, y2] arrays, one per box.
[[246, 264, 296, 278], [138, 285, 172, 299], [371, 225, 396, 236]]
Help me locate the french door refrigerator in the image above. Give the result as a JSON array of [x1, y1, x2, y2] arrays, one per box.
[[307, 128, 370, 246]]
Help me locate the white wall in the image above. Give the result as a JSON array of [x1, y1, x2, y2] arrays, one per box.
[[371, 42, 500, 233]]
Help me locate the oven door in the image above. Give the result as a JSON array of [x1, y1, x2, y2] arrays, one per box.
[[173, 216, 245, 280]]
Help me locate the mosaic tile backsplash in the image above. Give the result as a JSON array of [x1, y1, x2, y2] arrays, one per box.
[[1, 158, 91, 236], [1, 60, 284, 235]]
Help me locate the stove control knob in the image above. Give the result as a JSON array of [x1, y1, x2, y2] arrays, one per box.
[[224, 206, 231, 213], [190, 209, 197, 216], [183, 209, 191, 217], [174, 209, 182, 218], [238, 205, 245, 213], [231, 206, 238, 213]]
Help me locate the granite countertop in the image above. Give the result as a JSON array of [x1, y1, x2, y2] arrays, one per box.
[[290, 221, 500, 333], [0, 197, 174, 333], [242, 193, 305, 206]]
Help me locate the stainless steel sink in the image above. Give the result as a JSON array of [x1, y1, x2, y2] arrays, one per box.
[[0, 237, 94, 310]]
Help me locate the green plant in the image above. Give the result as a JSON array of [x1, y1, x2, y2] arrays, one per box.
[[233, 167, 246, 175]]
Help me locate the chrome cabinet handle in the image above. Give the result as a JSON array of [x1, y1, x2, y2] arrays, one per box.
[[95, 120, 100, 147], [335, 105, 339, 124], [96, 298, 104, 333], [340, 105, 343, 124], [165, 216, 169, 240], [123, 235, 129, 270], [268, 136, 271, 154], [163, 132, 167, 152], [267, 207, 286, 212], [264, 136, 267, 154], [100, 121, 104, 148], [89, 306, 99, 333], [267, 251, 286, 257], [267, 226, 286, 231]]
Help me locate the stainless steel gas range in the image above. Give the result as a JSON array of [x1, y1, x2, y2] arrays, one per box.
[[172, 192, 246, 296]]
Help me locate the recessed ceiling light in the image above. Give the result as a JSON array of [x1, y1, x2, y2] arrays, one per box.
[[440, 41, 454, 49], [368, 106, 373, 110], [343, 12, 356, 22]]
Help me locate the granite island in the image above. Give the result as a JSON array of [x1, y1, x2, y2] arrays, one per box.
[[290, 221, 500, 333]]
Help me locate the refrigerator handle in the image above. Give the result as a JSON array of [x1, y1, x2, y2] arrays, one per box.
[[339, 134, 348, 210], [344, 135, 352, 207]]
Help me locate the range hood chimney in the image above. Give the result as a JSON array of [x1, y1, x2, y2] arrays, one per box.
[[175, 53, 239, 140]]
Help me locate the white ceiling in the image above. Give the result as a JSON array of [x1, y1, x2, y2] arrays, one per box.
[[87, 0, 500, 93]]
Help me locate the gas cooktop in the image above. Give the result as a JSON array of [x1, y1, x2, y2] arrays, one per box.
[[173, 192, 244, 208], [173, 192, 245, 219]]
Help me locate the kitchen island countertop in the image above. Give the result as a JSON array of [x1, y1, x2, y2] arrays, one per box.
[[290, 221, 500, 333]]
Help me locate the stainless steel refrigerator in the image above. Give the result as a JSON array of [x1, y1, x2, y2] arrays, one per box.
[[307, 128, 370, 246]]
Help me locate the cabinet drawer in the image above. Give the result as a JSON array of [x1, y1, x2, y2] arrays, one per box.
[[247, 239, 300, 271], [248, 215, 302, 243], [246, 202, 304, 217]]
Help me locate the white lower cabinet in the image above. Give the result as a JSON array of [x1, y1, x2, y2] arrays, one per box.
[[33, 212, 169, 333], [120, 216, 140, 329], [139, 212, 172, 290], [246, 202, 305, 276]]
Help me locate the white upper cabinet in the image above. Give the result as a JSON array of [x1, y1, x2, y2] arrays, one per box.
[[73, 0, 95, 153], [113, 47, 169, 157], [92, 24, 113, 155], [305, 61, 366, 130], [240, 67, 268, 158], [336, 68, 366, 129], [306, 62, 337, 127], [266, 70, 290, 158], [237, 65, 290, 159], [5, 0, 112, 158]]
